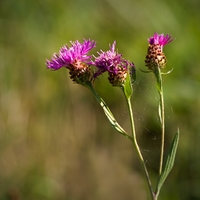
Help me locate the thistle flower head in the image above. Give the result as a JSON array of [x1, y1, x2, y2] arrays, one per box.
[[93, 41, 135, 86], [145, 33, 173, 70], [46, 39, 96, 85]]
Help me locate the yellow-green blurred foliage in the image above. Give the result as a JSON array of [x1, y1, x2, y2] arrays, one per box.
[[0, 0, 200, 199]]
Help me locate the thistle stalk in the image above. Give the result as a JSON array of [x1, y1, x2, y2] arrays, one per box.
[[125, 96, 156, 200], [156, 68, 165, 175]]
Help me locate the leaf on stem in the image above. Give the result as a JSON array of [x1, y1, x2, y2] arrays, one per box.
[[87, 83, 132, 141], [158, 103, 162, 123], [122, 71, 133, 99], [99, 96, 132, 140], [156, 128, 180, 194]]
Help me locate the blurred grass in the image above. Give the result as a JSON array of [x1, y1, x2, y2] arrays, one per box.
[[0, 0, 200, 199]]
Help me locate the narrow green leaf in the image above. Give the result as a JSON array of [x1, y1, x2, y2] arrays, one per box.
[[122, 71, 133, 99], [156, 128, 180, 194], [87, 83, 132, 141], [131, 66, 136, 84], [98, 96, 132, 140]]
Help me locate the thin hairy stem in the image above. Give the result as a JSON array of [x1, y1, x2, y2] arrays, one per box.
[[125, 97, 155, 200], [159, 82, 165, 175], [155, 68, 165, 175]]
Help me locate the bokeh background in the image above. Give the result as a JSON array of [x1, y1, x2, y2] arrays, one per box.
[[0, 0, 200, 199]]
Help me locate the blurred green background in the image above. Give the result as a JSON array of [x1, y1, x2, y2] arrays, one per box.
[[0, 0, 200, 199]]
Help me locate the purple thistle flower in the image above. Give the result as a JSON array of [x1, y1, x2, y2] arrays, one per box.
[[46, 39, 96, 70], [148, 33, 173, 49], [93, 41, 134, 86], [46, 39, 96, 85], [145, 33, 174, 70]]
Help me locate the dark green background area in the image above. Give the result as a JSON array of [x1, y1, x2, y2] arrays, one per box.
[[0, 0, 199, 199]]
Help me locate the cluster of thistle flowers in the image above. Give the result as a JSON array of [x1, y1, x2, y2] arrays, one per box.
[[46, 33, 175, 200], [46, 33, 173, 88]]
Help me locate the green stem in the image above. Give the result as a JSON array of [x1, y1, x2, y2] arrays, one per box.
[[155, 68, 165, 176], [125, 96, 155, 200], [87, 81, 157, 199]]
